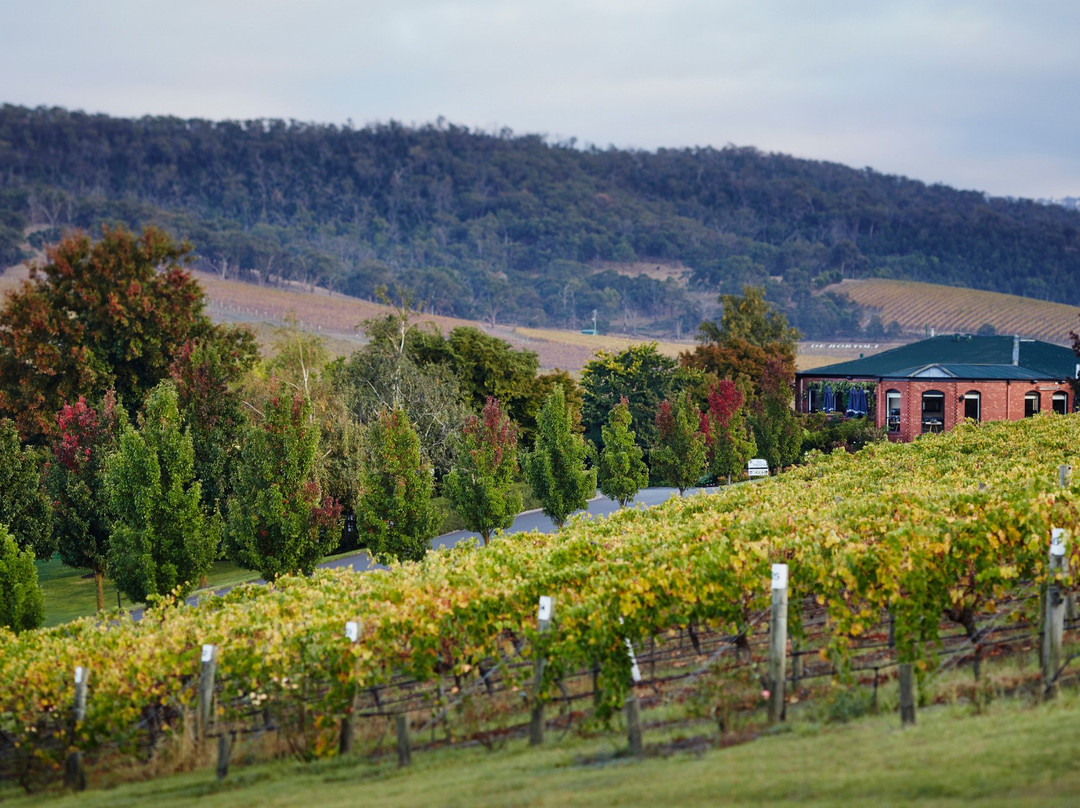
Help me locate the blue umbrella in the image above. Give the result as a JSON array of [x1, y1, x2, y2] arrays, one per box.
[[824, 384, 835, 413]]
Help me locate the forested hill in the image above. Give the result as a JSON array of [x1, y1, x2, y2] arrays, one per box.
[[2, 103, 1079, 339]]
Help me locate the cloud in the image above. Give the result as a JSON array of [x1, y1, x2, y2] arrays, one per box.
[[1, 0, 1077, 198]]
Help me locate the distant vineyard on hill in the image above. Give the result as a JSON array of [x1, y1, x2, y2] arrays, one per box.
[[839, 279, 1080, 344]]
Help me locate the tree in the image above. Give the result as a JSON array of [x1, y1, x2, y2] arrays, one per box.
[[226, 390, 341, 580], [444, 397, 521, 545], [651, 394, 707, 495], [0, 419, 53, 558], [0, 524, 44, 633], [681, 286, 799, 406], [580, 342, 685, 453], [45, 393, 124, 611], [104, 382, 214, 604], [0, 226, 234, 443], [748, 355, 803, 471], [357, 407, 439, 562], [169, 334, 257, 522], [253, 320, 362, 552], [524, 386, 596, 529], [328, 303, 469, 479], [410, 325, 542, 427], [1070, 320, 1080, 408], [597, 399, 649, 507], [700, 381, 757, 484]]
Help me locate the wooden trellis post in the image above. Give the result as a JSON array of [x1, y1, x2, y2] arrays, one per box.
[[769, 564, 789, 724], [1043, 527, 1068, 698], [529, 595, 553, 746], [64, 666, 89, 791]]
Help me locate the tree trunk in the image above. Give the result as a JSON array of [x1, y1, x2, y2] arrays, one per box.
[[94, 570, 105, 612]]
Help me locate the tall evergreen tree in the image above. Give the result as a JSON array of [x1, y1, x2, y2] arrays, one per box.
[[0, 419, 53, 558], [0, 524, 44, 633], [357, 407, 438, 562], [651, 394, 707, 495], [524, 386, 596, 528], [597, 399, 648, 507], [105, 382, 214, 603], [226, 389, 341, 580], [444, 397, 521, 545]]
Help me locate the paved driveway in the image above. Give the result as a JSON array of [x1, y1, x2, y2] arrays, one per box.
[[321, 487, 694, 573]]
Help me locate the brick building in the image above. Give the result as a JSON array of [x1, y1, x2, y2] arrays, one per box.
[[796, 335, 1079, 442]]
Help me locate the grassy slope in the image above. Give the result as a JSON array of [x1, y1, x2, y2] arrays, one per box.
[[839, 278, 1080, 345], [7, 688, 1080, 807]]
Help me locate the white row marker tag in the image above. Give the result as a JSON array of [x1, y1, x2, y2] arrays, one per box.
[[201, 644, 216, 663], [1051, 527, 1068, 557], [74, 666, 85, 685], [624, 638, 642, 683], [771, 563, 789, 591], [345, 621, 360, 643], [537, 595, 553, 628]]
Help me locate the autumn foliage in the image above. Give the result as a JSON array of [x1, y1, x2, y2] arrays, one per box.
[[0, 225, 217, 442]]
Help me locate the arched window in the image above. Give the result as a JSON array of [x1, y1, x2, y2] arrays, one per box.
[[963, 391, 981, 422], [921, 390, 945, 433], [1052, 391, 1068, 415], [886, 389, 901, 433], [1025, 391, 1041, 418]]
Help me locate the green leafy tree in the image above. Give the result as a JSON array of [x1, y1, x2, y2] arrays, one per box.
[[226, 390, 342, 580], [580, 342, 685, 453], [748, 355, 803, 471], [651, 394, 707, 495], [169, 334, 257, 524], [701, 381, 757, 484], [0, 419, 53, 558], [597, 399, 649, 507], [105, 382, 214, 604], [45, 392, 124, 611], [444, 397, 521, 545], [410, 325, 542, 424], [524, 386, 596, 528], [357, 407, 439, 562], [0, 523, 44, 632], [0, 226, 238, 443]]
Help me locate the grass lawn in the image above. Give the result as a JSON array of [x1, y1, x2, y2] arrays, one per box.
[[35, 557, 262, 627], [5, 687, 1080, 807]]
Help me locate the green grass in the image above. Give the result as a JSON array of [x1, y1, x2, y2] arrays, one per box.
[[6, 686, 1080, 807], [35, 557, 262, 627]]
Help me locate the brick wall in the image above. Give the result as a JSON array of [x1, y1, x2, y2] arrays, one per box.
[[875, 379, 1072, 442]]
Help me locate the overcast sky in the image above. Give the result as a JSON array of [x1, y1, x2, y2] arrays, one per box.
[[2, 1, 1077, 200]]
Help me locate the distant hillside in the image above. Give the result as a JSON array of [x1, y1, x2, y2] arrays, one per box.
[[3, 104, 1080, 339], [838, 279, 1080, 345]]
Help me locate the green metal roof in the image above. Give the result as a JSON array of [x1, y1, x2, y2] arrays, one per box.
[[799, 335, 1079, 381]]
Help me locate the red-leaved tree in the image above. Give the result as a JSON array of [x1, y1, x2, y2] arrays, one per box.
[[45, 392, 124, 610]]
